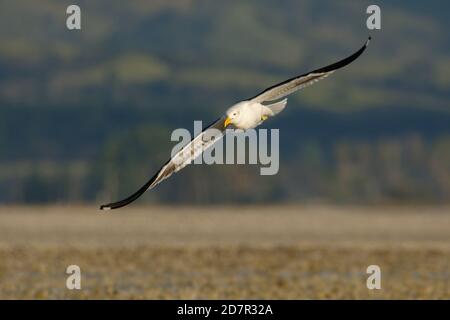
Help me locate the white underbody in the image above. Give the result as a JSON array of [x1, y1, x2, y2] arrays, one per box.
[[227, 99, 287, 130]]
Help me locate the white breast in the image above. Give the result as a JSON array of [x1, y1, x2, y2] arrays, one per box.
[[234, 101, 266, 129]]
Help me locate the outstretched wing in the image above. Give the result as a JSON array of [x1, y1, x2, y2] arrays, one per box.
[[250, 37, 371, 103], [100, 117, 227, 210]]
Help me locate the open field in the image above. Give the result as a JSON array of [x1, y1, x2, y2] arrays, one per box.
[[0, 206, 449, 299]]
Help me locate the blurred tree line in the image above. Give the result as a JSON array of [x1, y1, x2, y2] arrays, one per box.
[[0, 0, 449, 204], [2, 133, 449, 205]]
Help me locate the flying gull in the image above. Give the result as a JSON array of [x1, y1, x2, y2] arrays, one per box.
[[100, 37, 371, 210]]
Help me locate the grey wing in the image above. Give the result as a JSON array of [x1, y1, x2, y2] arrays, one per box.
[[250, 37, 371, 103], [170, 117, 227, 173], [100, 117, 227, 210]]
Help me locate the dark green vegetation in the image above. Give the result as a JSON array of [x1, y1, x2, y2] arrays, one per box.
[[0, 1, 449, 205]]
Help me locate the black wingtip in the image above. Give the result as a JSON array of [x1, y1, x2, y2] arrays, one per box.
[[98, 170, 161, 210], [314, 37, 371, 74]]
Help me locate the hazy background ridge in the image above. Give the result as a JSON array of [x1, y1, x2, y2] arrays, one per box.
[[0, 0, 449, 205]]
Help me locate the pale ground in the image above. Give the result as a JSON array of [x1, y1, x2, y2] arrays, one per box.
[[0, 205, 449, 299]]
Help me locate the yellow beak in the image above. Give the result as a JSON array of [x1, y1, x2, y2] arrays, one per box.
[[224, 116, 232, 128]]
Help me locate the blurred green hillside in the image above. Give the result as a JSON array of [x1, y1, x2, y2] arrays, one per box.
[[0, 0, 449, 205]]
